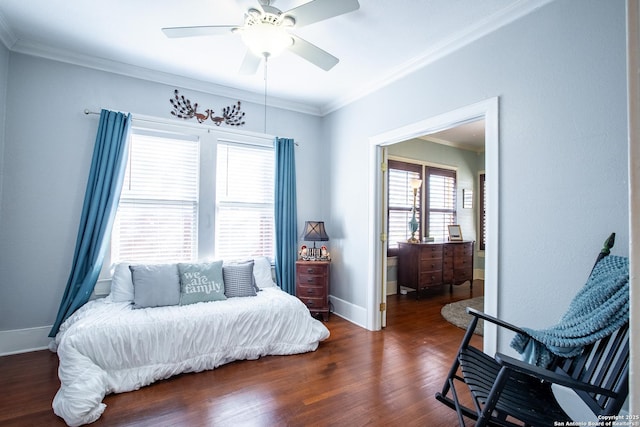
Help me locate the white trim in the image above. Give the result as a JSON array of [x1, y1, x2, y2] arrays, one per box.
[[329, 295, 367, 329], [16, 40, 322, 116], [0, 326, 51, 356], [367, 97, 499, 357]]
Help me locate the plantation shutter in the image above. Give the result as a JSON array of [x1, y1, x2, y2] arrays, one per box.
[[111, 131, 199, 263], [388, 160, 422, 252], [426, 167, 456, 241], [215, 141, 275, 260]]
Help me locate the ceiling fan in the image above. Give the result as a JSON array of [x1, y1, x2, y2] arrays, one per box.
[[162, 0, 360, 74]]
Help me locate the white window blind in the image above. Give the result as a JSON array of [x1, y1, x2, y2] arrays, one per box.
[[111, 132, 199, 264], [388, 160, 421, 250], [215, 141, 275, 260], [426, 167, 456, 241]]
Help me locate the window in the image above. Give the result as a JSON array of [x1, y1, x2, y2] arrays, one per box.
[[479, 172, 486, 250], [388, 160, 422, 254], [215, 141, 275, 260], [109, 125, 275, 267], [111, 131, 199, 264], [387, 160, 457, 253], [425, 167, 457, 241]]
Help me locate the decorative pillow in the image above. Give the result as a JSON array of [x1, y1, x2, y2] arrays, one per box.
[[110, 263, 134, 302], [223, 261, 257, 298], [178, 261, 226, 305], [130, 264, 180, 308], [253, 256, 276, 289]]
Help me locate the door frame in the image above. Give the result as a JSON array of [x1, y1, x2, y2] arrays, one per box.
[[366, 97, 500, 355]]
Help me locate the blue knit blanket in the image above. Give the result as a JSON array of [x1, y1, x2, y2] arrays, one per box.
[[510, 255, 629, 368]]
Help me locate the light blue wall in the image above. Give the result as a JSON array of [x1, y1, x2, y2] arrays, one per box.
[[0, 53, 324, 331], [323, 0, 628, 350], [0, 41, 8, 227]]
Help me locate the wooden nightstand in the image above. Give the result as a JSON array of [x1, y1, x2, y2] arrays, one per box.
[[295, 260, 330, 321]]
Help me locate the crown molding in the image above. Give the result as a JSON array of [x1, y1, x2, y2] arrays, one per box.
[[0, 0, 552, 118], [418, 135, 485, 153], [320, 0, 555, 116], [6, 38, 323, 116], [0, 11, 16, 49]]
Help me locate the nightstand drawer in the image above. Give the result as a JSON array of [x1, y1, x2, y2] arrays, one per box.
[[297, 284, 325, 297], [299, 265, 326, 275], [299, 296, 326, 309], [297, 273, 326, 286], [295, 260, 330, 321]]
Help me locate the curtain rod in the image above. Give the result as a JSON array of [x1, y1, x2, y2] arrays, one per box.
[[83, 109, 298, 146]]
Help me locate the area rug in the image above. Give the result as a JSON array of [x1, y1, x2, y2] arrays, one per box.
[[441, 297, 484, 335]]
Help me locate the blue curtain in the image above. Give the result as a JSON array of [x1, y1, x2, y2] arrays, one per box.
[[49, 110, 132, 337], [274, 137, 298, 295]]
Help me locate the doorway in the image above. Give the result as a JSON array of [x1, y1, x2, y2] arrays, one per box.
[[367, 97, 499, 355]]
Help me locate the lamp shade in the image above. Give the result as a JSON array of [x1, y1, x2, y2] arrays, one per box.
[[302, 221, 329, 242], [410, 179, 423, 190]]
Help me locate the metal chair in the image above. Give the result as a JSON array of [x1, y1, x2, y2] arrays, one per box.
[[435, 233, 629, 427]]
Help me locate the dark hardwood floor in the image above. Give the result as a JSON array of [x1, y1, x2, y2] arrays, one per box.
[[0, 281, 483, 426]]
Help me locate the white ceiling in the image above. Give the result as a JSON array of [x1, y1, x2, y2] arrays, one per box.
[[0, 0, 550, 118]]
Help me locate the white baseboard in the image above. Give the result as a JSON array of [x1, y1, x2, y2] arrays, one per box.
[[329, 295, 367, 329], [386, 280, 398, 295], [0, 325, 52, 356]]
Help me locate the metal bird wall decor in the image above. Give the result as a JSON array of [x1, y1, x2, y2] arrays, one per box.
[[170, 89, 246, 127]]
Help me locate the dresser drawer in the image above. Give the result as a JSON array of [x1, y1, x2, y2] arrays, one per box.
[[454, 267, 473, 282], [454, 246, 474, 257], [453, 257, 472, 269], [419, 259, 441, 272], [419, 244, 443, 261], [419, 270, 442, 286]]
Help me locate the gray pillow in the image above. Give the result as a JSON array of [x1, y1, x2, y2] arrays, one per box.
[[130, 264, 180, 308], [178, 261, 227, 305], [223, 261, 257, 298], [110, 263, 134, 302]]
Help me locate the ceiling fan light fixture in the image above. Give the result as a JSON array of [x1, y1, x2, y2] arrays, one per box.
[[240, 22, 293, 58]]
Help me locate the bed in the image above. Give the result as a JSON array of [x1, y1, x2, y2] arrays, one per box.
[[50, 259, 330, 426]]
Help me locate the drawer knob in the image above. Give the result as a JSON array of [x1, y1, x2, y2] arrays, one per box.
[[306, 268, 314, 273], [307, 278, 314, 283], [307, 301, 314, 306]]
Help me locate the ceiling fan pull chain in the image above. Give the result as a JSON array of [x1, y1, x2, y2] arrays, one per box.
[[264, 54, 269, 134]]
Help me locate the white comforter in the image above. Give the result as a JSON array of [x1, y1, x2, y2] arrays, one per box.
[[51, 287, 330, 426]]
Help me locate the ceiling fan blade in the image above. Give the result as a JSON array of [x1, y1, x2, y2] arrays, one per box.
[[288, 35, 338, 71], [284, 0, 360, 27], [239, 50, 262, 75], [162, 25, 236, 38]]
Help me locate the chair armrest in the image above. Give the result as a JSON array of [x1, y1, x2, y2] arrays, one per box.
[[494, 352, 617, 398], [466, 307, 529, 335]]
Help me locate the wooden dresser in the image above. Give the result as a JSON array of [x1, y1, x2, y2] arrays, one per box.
[[295, 260, 330, 321], [397, 241, 474, 298]]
